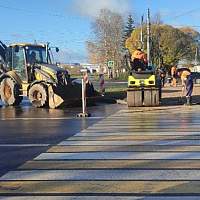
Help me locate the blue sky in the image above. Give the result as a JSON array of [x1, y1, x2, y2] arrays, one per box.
[[0, 0, 200, 63]]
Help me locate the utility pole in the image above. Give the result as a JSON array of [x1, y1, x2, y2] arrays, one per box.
[[46, 42, 50, 63], [140, 15, 144, 50], [195, 46, 198, 65], [147, 8, 151, 66]]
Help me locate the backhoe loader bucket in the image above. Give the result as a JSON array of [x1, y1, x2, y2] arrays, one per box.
[[48, 85, 64, 109]]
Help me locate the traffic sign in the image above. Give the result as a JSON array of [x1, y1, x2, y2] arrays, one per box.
[[107, 60, 114, 69]]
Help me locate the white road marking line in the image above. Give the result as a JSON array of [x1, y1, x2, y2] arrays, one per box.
[[58, 140, 200, 146], [35, 152, 200, 160], [1, 169, 200, 181], [0, 197, 199, 200], [0, 117, 104, 121], [0, 144, 50, 147], [75, 131, 200, 136]]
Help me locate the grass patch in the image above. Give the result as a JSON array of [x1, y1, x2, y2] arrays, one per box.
[[105, 84, 127, 100]]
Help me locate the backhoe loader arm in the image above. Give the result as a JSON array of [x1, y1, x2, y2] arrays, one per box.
[[0, 41, 7, 61]]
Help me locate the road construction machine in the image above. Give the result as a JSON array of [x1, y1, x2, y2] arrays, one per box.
[[125, 9, 161, 107], [0, 41, 87, 108], [127, 68, 161, 107], [125, 50, 161, 107]]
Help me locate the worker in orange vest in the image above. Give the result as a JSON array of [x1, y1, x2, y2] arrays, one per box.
[[131, 48, 147, 71], [176, 68, 193, 105]]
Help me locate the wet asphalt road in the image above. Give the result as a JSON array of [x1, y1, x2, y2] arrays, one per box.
[[0, 100, 123, 177]]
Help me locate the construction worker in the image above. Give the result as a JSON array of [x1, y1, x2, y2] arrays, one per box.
[[176, 68, 193, 105], [83, 71, 95, 97], [171, 65, 177, 87], [99, 73, 105, 96], [28, 51, 37, 65], [83, 71, 89, 84], [131, 48, 147, 71], [158, 66, 166, 87]]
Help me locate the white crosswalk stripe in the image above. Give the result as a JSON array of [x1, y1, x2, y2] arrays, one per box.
[[1, 169, 200, 180], [34, 152, 200, 160], [1, 196, 200, 200]]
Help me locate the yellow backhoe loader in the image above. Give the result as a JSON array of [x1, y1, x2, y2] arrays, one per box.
[[0, 41, 90, 108]]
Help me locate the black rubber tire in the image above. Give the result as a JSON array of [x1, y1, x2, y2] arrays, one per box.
[[28, 83, 48, 108], [0, 77, 22, 106]]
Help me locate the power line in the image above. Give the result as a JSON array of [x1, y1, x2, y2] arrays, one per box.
[[172, 8, 200, 19], [163, 7, 200, 22]]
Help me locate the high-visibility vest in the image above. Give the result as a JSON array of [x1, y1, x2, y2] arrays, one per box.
[[132, 50, 147, 63], [181, 70, 191, 80]]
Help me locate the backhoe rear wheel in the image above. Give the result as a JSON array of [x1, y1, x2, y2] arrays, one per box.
[[28, 83, 48, 108], [0, 77, 22, 106]]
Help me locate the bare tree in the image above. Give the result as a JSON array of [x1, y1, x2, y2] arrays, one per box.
[[87, 9, 124, 78], [152, 12, 163, 25]]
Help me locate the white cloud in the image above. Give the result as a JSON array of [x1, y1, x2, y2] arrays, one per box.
[[70, 0, 131, 17]]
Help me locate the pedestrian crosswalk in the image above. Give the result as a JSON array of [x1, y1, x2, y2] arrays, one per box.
[[1, 106, 200, 199]]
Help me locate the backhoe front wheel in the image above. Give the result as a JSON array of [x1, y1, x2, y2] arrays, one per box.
[[28, 83, 48, 108], [0, 77, 22, 106]]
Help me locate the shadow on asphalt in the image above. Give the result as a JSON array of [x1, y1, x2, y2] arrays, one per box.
[[161, 95, 200, 106]]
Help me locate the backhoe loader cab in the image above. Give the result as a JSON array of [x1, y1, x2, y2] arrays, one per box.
[[0, 42, 82, 108], [4, 44, 53, 81]]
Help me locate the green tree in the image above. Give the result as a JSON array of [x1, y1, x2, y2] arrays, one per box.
[[123, 15, 135, 46], [179, 27, 200, 64], [126, 24, 197, 69]]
